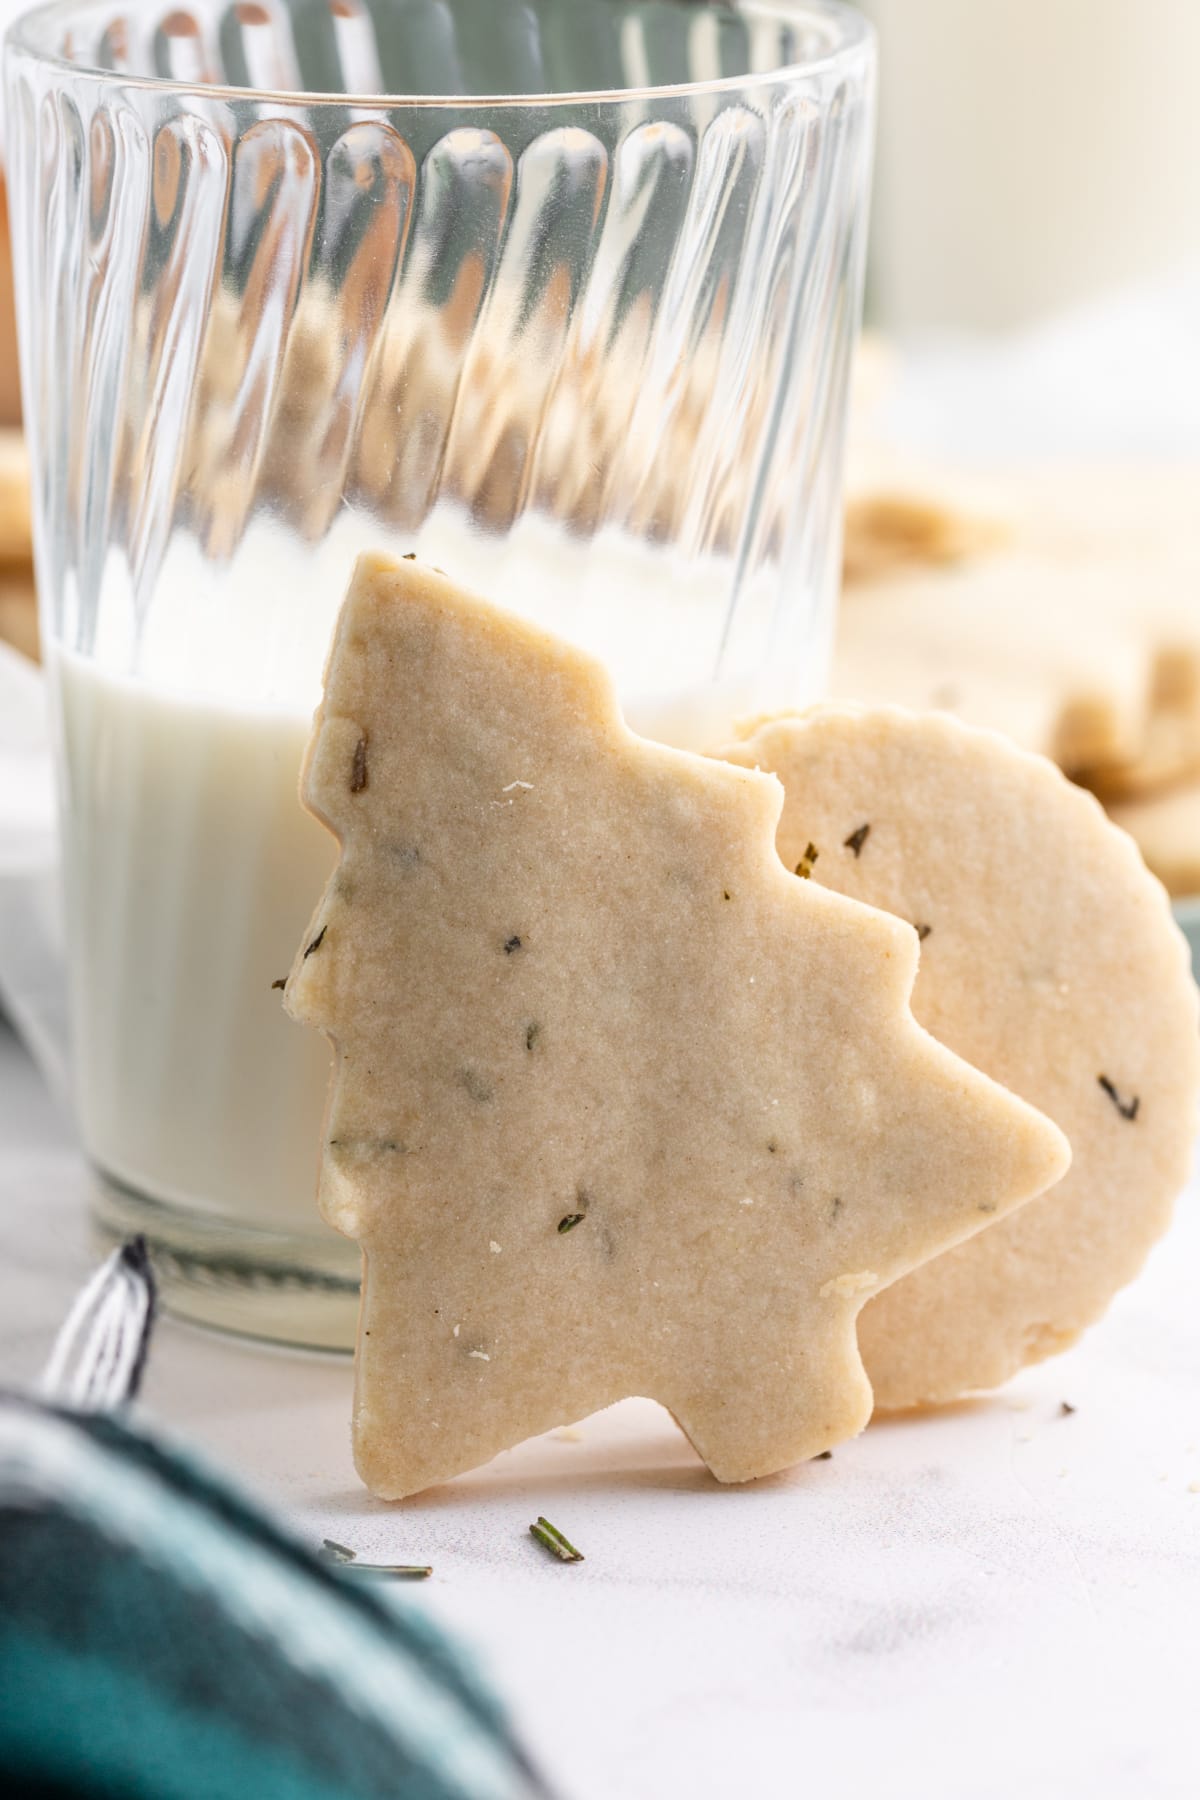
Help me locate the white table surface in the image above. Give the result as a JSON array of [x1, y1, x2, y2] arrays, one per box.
[[3, 1020, 1199, 1799]]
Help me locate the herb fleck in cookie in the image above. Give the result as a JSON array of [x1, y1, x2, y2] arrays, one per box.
[[286, 557, 1069, 1496], [721, 707, 1200, 1408]]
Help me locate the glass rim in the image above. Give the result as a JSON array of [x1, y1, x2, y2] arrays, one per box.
[[3, 0, 873, 112]]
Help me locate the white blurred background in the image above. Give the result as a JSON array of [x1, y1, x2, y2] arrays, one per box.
[[861, 0, 1200, 334]]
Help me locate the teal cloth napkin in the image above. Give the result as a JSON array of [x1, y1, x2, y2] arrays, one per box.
[[0, 1245, 552, 1800]]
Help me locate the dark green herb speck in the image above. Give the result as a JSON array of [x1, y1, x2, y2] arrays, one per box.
[[530, 1516, 584, 1562], [915, 923, 932, 943], [303, 926, 327, 959], [1098, 1074, 1139, 1121], [328, 1135, 408, 1156], [350, 735, 368, 793], [460, 1069, 494, 1104], [558, 1213, 586, 1234], [844, 824, 870, 858], [504, 935, 523, 955], [525, 1022, 541, 1052], [354, 1564, 432, 1580], [321, 1536, 430, 1578], [795, 843, 820, 879], [271, 978, 287, 991]]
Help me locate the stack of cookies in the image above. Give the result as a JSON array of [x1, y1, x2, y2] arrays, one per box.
[[838, 450, 1200, 899], [281, 556, 1198, 1499]]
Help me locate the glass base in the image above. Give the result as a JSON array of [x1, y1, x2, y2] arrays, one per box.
[[90, 1169, 360, 1352]]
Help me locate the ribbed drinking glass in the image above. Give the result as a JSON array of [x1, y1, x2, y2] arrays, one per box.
[[5, 0, 875, 1346]]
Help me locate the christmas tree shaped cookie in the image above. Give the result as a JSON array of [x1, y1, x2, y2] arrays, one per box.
[[285, 557, 1069, 1498]]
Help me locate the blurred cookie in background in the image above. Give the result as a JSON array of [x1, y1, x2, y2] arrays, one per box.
[[0, 429, 34, 660], [843, 487, 1009, 585], [0, 429, 31, 564], [1109, 784, 1200, 901], [0, 571, 36, 661], [836, 458, 1200, 837]]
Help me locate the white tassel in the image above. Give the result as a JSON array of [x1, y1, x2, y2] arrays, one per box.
[[40, 1238, 157, 1409]]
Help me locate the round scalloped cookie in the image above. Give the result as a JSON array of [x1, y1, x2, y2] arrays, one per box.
[[718, 706, 1200, 1409]]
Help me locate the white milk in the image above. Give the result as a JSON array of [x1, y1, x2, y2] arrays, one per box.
[[56, 521, 803, 1237], [57, 663, 338, 1232]]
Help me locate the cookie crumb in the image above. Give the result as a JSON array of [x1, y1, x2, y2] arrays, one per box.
[[820, 1270, 877, 1298]]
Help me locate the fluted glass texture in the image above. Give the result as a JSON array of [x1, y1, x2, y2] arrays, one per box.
[[7, 0, 874, 710], [4, 0, 874, 1340]]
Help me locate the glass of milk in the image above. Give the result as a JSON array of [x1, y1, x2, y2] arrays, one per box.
[[4, 0, 875, 1346]]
